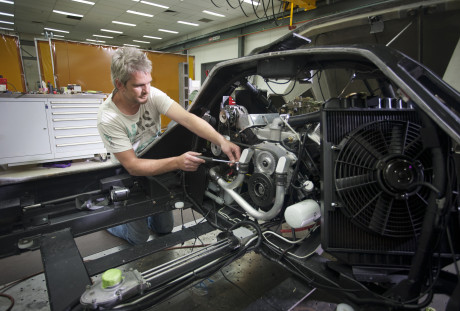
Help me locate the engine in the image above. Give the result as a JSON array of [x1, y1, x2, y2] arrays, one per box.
[[201, 98, 322, 229]]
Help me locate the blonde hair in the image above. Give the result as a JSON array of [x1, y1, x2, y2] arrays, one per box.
[[111, 47, 152, 89]]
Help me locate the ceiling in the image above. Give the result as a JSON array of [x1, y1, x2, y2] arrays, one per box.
[[1, 0, 273, 49]]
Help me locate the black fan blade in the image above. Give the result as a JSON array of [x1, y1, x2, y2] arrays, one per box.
[[368, 195, 393, 235], [388, 124, 405, 155], [335, 173, 376, 190], [349, 133, 384, 160]]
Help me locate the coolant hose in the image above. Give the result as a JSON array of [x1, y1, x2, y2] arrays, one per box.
[[209, 152, 289, 221]]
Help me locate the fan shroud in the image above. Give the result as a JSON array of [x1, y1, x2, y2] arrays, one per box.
[[334, 120, 432, 238]]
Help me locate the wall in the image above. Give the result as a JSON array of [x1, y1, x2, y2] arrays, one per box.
[[189, 26, 290, 86], [189, 37, 239, 86]]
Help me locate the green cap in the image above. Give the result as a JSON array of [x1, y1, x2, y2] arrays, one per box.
[[101, 268, 123, 289]]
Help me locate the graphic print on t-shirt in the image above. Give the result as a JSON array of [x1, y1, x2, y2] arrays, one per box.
[[131, 109, 161, 154]]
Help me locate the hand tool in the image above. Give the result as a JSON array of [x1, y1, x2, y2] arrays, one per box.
[[196, 155, 239, 165]]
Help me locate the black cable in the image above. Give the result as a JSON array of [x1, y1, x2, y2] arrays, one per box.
[[271, 0, 279, 26], [0, 293, 14, 311], [267, 78, 292, 84], [226, 0, 240, 9], [210, 0, 221, 8], [264, 77, 297, 96], [181, 171, 226, 231]]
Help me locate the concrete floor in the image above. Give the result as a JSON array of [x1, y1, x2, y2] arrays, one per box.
[[0, 213, 300, 311], [0, 161, 457, 311], [0, 210, 456, 311]]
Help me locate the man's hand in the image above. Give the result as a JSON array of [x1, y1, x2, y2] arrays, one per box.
[[220, 139, 241, 163], [176, 151, 206, 171]]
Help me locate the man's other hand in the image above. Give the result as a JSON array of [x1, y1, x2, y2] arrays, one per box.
[[176, 151, 206, 171]]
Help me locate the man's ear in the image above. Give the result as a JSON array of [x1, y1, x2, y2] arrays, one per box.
[[115, 79, 124, 90]]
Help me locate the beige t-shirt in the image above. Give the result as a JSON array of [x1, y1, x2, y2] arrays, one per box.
[[97, 86, 174, 156]]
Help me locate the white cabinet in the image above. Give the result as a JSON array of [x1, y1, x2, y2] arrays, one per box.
[[0, 94, 107, 166], [0, 99, 52, 162]]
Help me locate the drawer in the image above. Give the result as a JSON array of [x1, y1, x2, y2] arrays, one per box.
[[54, 135, 105, 153], [51, 117, 99, 127], [53, 125, 100, 137]]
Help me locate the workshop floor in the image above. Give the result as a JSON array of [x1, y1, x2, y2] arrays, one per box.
[[0, 210, 456, 311], [0, 162, 456, 311]]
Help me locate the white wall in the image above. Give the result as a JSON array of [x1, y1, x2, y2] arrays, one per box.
[[190, 26, 291, 86], [244, 26, 290, 55], [190, 38, 239, 86]]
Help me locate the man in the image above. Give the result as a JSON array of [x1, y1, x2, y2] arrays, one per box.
[[97, 47, 240, 245]]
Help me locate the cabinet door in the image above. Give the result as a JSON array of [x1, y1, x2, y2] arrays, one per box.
[[0, 100, 52, 159]]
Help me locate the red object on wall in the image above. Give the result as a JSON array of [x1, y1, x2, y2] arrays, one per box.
[[0, 78, 7, 91]]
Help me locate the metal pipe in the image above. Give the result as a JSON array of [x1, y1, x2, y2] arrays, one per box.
[[209, 154, 289, 221], [141, 239, 230, 279]]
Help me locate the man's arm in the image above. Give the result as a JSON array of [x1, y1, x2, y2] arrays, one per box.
[[165, 102, 241, 162], [114, 149, 204, 176]]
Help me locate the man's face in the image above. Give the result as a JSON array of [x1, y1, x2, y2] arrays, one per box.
[[119, 71, 152, 105]]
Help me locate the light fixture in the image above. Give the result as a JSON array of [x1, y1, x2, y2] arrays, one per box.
[[112, 21, 136, 26], [0, 12, 13, 17], [133, 0, 169, 9], [93, 34, 113, 38], [0, 0, 14, 4], [0, 20, 14, 24], [243, 0, 259, 4], [0, 26, 14, 30], [87, 39, 105, 43], [71, 0, 95, 5], [101, 29, 123, 34], [44, 27, 69, 33], [53, 10, 84, 18], [53, 34, 65, 38], [127, 10, 153, 17], [159, 29, 178, 34], [202, 10, 225, 17], [178, 21, 199, 27], [133, 40, 150, 44], [123, 44, 140, 47], [143, 35, 162, 40]]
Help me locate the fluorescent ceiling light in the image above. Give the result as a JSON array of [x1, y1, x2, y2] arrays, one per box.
[[0, 12, 13, 17], [101, 29, 123, 34], [159, 29, 178, 34], [0, 26, 14, 30], [202, 10, 225, 17], [143, 35, 162, 40], [0, 20, 14, 24], [124, 44, 140, 47], [127, 10, 153, 17], [44, 27, 69, 33], [93, 34, 113, 38], [53, 10, 84, 18], [72, 0, 95, 4], [0, 0, 13, 4], [112, 21, 136, 26], [87, 39, 105, 43], [178, 21, 199, 27], [53, 34, 65, 38], [243, 0, 259, 4], [135, 1, 169, 9], [133, 40, 150, 44]]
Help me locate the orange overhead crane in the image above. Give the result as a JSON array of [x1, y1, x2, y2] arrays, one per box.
[[282, 0, 316, 30]]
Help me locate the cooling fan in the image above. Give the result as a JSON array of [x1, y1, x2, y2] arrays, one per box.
[[334, 120, 432, 238]]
